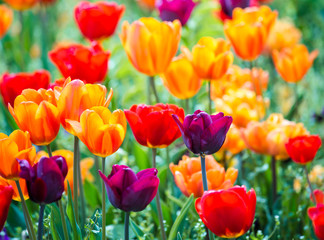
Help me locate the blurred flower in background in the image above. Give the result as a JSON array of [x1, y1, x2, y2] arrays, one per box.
[[219, 124, 246, 155], [4, 0, 38, 11], [0, 5, 12, 39], [137, 0, 156, 10], [215, 0, 257, 22]]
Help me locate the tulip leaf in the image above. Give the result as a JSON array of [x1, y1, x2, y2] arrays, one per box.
[[167, 194, 194, 240], [84, 179, 101, 209], [133, 144, 151, 169], [50, 205, 63, 240], [66, 182, 82, 240], [129, 218, 144, 240]]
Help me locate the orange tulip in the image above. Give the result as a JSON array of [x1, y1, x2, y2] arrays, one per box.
[[9, 89, 60, 146], [0, 130, 36, 180], [0, 177, 29, 201], [224, 6, 277, 61], [191, 37, 233, 80], [0, 5, 12, 39], [66, 106, 127, 158], [120, 17, 181, 76], [170, 155, 238, 198], [160, 53, 201, 99], [219, 124, 246, 155], [137, 0, 155, 10], [241, 113, 309, 160], [214, 88, 269, 128], [57, 79, 113, 135], [4, 0, 38, 10], [272, 44, 318, 83]]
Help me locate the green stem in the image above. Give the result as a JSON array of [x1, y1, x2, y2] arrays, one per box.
[[102, 157, 106, 240], [58, 200, 69, 240], [37, 204, 45, 240], [271, 156, 277, 204], [78, 147, 86, 232], [304, 165, 316, 204], [200, 154, 208, 191], [46, 145, 52, 157], [39, 4, 49, 70], [152, 149, 166, 240], [73, 136, 79, 222], [150, 76, 160, 103], [124, 212, 130, 240], [147, 77, 152, 105], [208, 81, 212, 114], [15, 180, 37, 240], [185, 98, 189, 114], [94, 155, 101, 192]]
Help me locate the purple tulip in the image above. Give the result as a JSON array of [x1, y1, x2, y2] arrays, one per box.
[[172, 110, 233, 155], [155, 0, 196, 26], [19, 156, 68, 204], [99, 165, 159, 212]]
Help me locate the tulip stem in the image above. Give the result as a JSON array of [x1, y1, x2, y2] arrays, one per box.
[[124, 212, 130, 240], [78, 148, 86, 232], [46, 144, 52, 157], [200, 154, 208, 192], [15, 180, 37, 240], [39, 4, 49, 70], [185, 98, 189, 114], [303, 165, 316, 204], [208, 81, 212, 114], [150, 76, 160, 103], [271, 156, 277, 203], [102, 157, 106, 240], [147, 77, 152, 105], [37, 204, 45, 240], [152, 149, 167, 240], [73, 136, 79, 223], [58, 200, 69, 240]]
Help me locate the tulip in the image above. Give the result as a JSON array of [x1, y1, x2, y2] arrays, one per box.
[[160, 53, 201, 99], [19, 156, 68, 204], [170, 155, 238, 198], [0, 185, 13, 231], [216, 0, 258, 22], [155, 0, 196, 26], [74, 1, 125, 41], [0, 70, 50, 107], [0, 130, 36, 180], [125, 104, 184, 148], [172, 110, 232, 155], [224, 6, 277, 61], [120, 17, 181, 76], [8, 89, 60, 146], [57, 79, 113, 135], [272, 44, 318, 83], [195, 186, 256, 238], [285, 135, 322, 165], [137, 0, 155, 10], [99, 164, 159, 212], [49, 42, 110, 84], [0, 5, 12, 39], [308, 190, 324, 240], [219, 124, 246, 155], [66, 106, 127, 158], [0, 177, 29, 201], [3, 0, 38, 10]]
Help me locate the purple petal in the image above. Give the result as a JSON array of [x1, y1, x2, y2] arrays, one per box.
[[53, 156, 68, 179], [18, 159, 35, 181], [29, 178, 47, 203], [108, 165, 130, 179], [99, 170, 122, 210], [210, 112, 225, 122], [136, 168, 158, 179], [182, 114, 195, 129], [108, 166, 137, 191]]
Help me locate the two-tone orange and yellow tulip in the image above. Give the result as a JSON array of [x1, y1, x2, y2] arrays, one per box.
[[120, 17, 181, 76], [67, 106, 127, 157], [9, 89, 60, 146], [219, 124, 246, 155], [0, 5, 12, 39]]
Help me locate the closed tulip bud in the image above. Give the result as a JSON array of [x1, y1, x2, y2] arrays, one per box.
[[0, 70, 50, 107], [125, 104, 184, 148], [19, 156, 68, 204], [172, 110, 232, 155], [195, 186, 256, 238], [0, 185, 13, 231], [120, 17, 181, 76], [3, 0, 38, 10], [285, 135, 322, 165], [99, 165, 159, 212], [0, 5, 13, 39], [272, 44, 318, 83], [66, 106, 127, 158], [74, 1, 125, 41], [308, 190, 324, 240], [9, 89, 60, 146], [49, 42, 110, 84]]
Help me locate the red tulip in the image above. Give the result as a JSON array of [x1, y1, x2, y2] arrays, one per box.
[[195, 186, 256, 238], [49, 42, 110, 84], [308, 190, 324, 240], [0, 70, 50, 107], [285, 135, 322, 165], [124, 104, 184, 148], [0, 185, 13, 231], [74, 1, 125, 41]]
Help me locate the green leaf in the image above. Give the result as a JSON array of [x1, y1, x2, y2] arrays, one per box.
[[84, 179, 101, 209], [133, 144, 150, 169], [66, 182, 82, 240], [50, 205, 62, 240], [168, 194, 194, 240], [130, 218, 144, 240]]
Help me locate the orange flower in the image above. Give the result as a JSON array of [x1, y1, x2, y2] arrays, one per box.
[[120, 17, 181, 76], [266, 19, 301, 52], [160, 53, 201, 99], [272, 44, 318, 83], [0, 130, 36, 180], [67, 106, 127, 158], [224, 6, 277, 61], [0, 177, 29, 201], [219, 124, 246, 155], [0, 5, 12, 38], [4, 0, 38, 10], [215, 88, 269, 128], [191, 37, 233, 80], [9, 89, 60, 146], [57, 79, 113, 135], [170, 155, 238, 198], [137, 0, 155, 10], [241, 113, 309, 160]]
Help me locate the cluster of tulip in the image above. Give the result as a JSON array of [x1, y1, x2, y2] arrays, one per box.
[[0, 0, 322, 239]]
